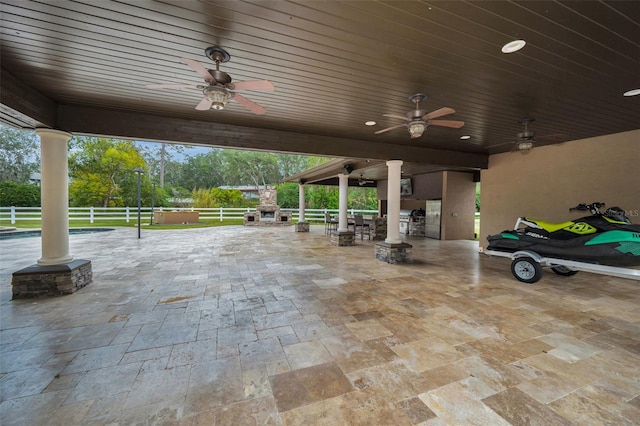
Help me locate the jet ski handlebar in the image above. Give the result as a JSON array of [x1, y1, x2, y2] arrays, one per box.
[[569, 202, 605, 215]]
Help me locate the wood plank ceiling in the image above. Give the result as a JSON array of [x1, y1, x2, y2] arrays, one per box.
[[1, 1, 639, 172]]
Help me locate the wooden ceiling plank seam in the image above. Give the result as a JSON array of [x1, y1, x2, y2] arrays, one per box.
[[170, 0, 581, 87], [485, 1, 640, 70], [573, 1, 640, 47], [333, 0, 631, 84], [6, 35, 632, 142], [533, 1, 640, 59], [0, 20, 498, 108], [8, 2, 608, 109], [7, 0, 636, 85], [427, 0, 639, 81], [2, 30, 544, 125]]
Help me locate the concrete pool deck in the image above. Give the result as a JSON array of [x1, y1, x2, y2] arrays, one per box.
[[1, 225, 639, 424]]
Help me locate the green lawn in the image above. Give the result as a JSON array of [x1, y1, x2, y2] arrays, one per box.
[[0, 219, 246, 230]]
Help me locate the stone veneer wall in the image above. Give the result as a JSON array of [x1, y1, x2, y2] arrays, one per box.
[[330, 231, 355, 246], [370, 217, 387, 241], [12, 259, 92, 299], [375, 242, 413, 264]]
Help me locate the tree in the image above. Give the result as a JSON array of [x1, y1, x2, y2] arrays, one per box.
[[220, 150, 280, 188], [276, 154, 310, 179], [69, 137, 146, 207], [192, 187, 244, 208], [0, 124, 40, 183], [276, 182, 300, 208], [0, 181, 41, 206], [348, 187, 378, 210], [307, 185, 339, 209], [178, 150, 225, 190], [139, 142, 191, 188]]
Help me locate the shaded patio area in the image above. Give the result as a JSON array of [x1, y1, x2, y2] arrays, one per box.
[[1, 226, 639, 425]]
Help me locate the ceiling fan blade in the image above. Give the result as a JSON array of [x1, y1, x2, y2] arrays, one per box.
[[429, 119, 465, 128], [232, 93, 266, 115], [383, 113, 410, 121], [423, 107, 455, 120], [231, 80, 274, 91], [374, 124, 406, 134], [195, 97, 212, 111], [180, 58, 215, 83], [145, 83, 200, 90]]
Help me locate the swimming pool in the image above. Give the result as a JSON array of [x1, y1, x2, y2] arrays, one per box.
[[0, 228, 115, 240]]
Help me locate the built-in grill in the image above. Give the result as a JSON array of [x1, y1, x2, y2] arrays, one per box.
[[399, 209, 412, 235]]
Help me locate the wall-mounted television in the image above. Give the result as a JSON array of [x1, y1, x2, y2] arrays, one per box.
[[400, 178, 413, 196]]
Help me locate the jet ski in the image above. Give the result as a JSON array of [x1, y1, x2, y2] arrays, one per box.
[[486, 202, 640, 267]]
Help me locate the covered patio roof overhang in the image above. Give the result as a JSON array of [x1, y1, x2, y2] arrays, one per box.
[[285, 157, 480, 187]]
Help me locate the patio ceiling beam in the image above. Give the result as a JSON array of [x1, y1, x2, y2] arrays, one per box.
[[0, 68, 57, 128], [56, 104, 488, 169]]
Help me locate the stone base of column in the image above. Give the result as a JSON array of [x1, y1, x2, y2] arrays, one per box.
[[295, 222, 310, 232], [11, 259, 92, 299], [375, 242, 413, 264], [330, 230, 355, 246]]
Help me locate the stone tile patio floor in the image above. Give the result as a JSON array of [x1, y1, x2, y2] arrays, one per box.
[[0, 225, 639, 425]]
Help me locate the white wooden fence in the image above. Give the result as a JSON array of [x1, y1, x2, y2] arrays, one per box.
[[0, 206, 378, 225]]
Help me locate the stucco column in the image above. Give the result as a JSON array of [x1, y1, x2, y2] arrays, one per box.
[[36, 129, 73, 265], [337, 174, 349, 232], [385, 160, 403, 244], [298, 183, 306, 222]]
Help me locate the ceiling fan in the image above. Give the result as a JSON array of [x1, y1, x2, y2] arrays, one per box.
[[358, 175, 375, 186], [488, 118, 540, 153], [375, 94, 464, 138], [145, 47, 274, 115]]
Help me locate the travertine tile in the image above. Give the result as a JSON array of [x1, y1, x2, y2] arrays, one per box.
[[420, 382, 511, 425], [1, 225, 638, 425], [482, 387, 572, 425], [283, 340, 333, 370]]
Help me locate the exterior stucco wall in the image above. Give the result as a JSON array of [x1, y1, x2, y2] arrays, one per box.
[[479, 130, 640, 246]]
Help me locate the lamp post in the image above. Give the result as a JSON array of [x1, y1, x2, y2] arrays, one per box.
[[150, 181, 157, 225], [133, 167, 144, 239]]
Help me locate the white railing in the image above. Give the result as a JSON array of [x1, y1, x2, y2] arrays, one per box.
[[0, 206, 378, 225]]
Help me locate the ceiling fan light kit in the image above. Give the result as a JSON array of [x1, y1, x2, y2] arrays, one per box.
[[409, 121, 426, 138], [518, 141, 534, 152], [204, 86, 231, 110]]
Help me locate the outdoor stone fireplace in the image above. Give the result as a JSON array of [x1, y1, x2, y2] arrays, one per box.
[[244, 188, 292, 226]]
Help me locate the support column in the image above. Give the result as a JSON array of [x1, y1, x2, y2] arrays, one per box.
[[11, 128, 92, 298], [330, 174, 354, 246], [295, 182, 309, 232], [337, 174, 349, 232], [37, 129, 73, 265], [385, 160, 402, 244], [376, 160, 412, 263]]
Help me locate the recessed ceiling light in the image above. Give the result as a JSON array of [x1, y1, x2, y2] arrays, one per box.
[[365, 121, 376, 126], [502, 39, 526, 54], [623, 89, 640, 97], [460, 135, 471, 140]]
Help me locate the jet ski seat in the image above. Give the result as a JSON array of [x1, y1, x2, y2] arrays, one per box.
[[523, 218, 575, 233]]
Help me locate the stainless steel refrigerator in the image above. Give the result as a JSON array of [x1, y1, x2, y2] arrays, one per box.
[[425, 200, 441, 239]]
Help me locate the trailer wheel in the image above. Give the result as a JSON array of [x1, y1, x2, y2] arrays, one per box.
[[511, 257, 543, 283], [551, 266, 579, 276]]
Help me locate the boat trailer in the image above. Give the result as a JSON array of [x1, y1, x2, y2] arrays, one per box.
[[482, 248, 640, 284]]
